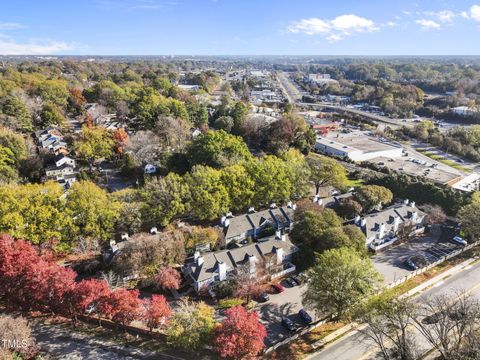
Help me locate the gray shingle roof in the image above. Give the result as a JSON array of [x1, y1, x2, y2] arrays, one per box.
[[185, 237, 297, 283]]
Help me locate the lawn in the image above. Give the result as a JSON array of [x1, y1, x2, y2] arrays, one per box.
[[416, 149, 470, 172]]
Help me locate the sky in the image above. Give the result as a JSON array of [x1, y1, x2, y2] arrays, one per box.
[[0, 0, 480, 55]]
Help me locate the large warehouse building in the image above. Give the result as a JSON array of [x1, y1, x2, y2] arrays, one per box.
[[315, 131, 403, 161]]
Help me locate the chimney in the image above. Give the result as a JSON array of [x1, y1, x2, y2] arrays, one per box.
[[220, 216, 227, 226], [121, 233, 129, 241], [410, 201, 416, 208], [318, 198, 324, 206], [412, 211, 418, 222], [197, 256, 204, 266], [150, 227, 158, 235], [218, 261, 227, 281], [360, 218, 367, 227], [379, 223, 386, 239], [313, 195, 319, 203], [248, 207, 255, 213], [404, 199, 409, 205], [354, 215, 361, 224], [287, 201, 293, 208], [248, 255, 256, 274], [275, 247, 284, 265], [292, 204, 297, 210], [270, 203, 277, 209], [224, 218, 230, 227], [194, 250, 200, 261], [393, 216, 400, 232], [275, 230, 281, 239], [226, 211, 233, 218]]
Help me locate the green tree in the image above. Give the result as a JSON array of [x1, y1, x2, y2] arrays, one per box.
[[142, 173, 191, 227], [290, 207, 343, 252], [0, 146, 17, 183], [66, 181, 121, 244], [220, 164, 255, 212], [166, 301, 216, 350], [0, 127, 28, 166], [187, 130, 252, 169], [39, 103, 65, 127], [303, 247, 382, 319], [213, 115, 234, 132], [37, 79, 70, 107], [355, 185, 393, 212], [0, 182, 74, 245], [1, 95, 32, 131], [246, 156, 293, 205], [187, 166, 230, 220], [231, 101, 249, 134], [74, 126, 114, 165], [282, 148, 311, 198], [458, 192, 480, 240], [307, 154, 348, 194]]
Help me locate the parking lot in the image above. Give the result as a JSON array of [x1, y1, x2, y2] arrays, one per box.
[[256, 278, 317, 347], [372, 225, 463, 284]]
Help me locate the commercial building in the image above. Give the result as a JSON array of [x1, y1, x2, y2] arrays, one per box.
[[315, 131, 403, 161]]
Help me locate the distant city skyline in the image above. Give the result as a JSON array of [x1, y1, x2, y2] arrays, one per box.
[[1, 0, 480, 55]]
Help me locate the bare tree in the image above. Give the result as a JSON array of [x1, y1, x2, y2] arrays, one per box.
[[359, 298, 419, 360], [413, 292, 480, 359], [232, 262, 268, 303], [422, 204, 447, 225]]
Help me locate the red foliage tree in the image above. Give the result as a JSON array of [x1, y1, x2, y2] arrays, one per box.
[[212, 306, 267, 359], [106, 289, 143, 326], [154, 266, 181, 292], [64, 279, 112, 323], [113, 127, 129, 154], [143, 295, 172, 332]]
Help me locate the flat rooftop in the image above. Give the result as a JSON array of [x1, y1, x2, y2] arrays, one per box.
[[369, 156, 461, 185], [320, 131, 401, 154]]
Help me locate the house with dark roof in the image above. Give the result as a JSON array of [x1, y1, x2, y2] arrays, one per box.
[[182, 236, 298, 292], [222, 204, 295, 244], [354, 200, 426, 250]]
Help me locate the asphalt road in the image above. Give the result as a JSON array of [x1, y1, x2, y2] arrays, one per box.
[[308, 259, 480, 360]]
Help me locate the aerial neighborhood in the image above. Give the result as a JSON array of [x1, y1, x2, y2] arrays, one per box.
[[1, 2, 480, 358]]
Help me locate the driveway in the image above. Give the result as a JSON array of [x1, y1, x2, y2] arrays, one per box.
[[256, 280, 316, 347], [372, 226, 463, 284]]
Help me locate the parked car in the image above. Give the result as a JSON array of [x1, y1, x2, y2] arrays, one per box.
[[292, 275, 303, 285], [285, 277, 298, 287], [404, 254, 429, 270], [281, 317, 297, 332], [272, 284, 284, 293], [451, 236, 468, 246], [299, 309, 313, 324], [257, 293, 270, 303], [422, 312, 442, 324]]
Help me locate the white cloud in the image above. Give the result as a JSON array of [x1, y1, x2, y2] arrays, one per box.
[[287, 14, 377, 42], [0, 37, 75, 55], [424, 10, 456, 23], [385, 21, 398, 27], [416, 18, 441, 29], [470, 4, 480, 21], [0, 22, 25, 30]]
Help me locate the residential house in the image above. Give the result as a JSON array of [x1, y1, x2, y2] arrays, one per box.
[[182, 236, 298, 292], [54, 154, 75, 168], [222, 204, 295, 244], [354, 200, 426, 250]]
